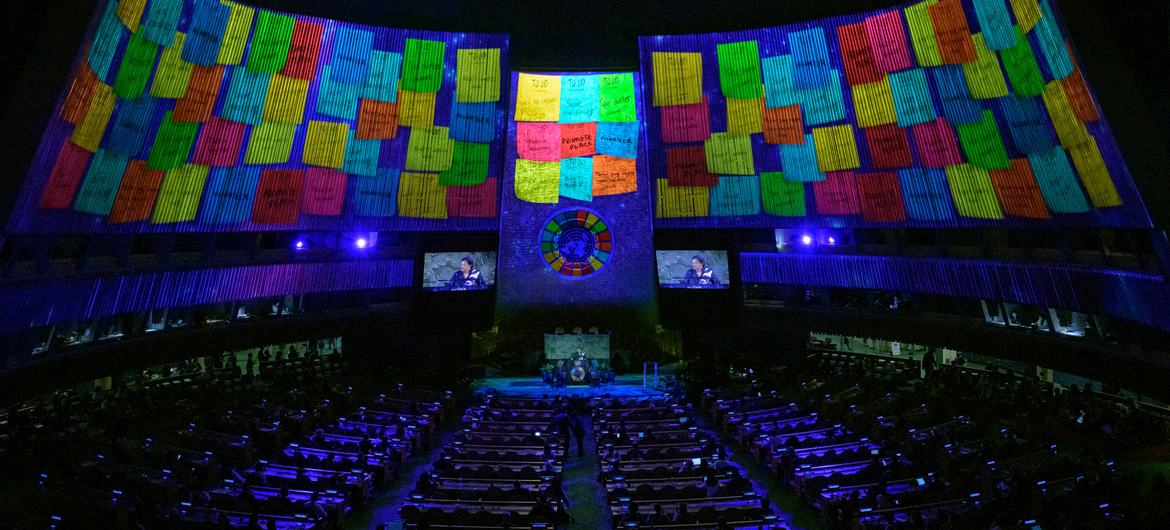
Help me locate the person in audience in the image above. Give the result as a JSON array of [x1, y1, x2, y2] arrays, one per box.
[[552, 407, 572, 455], [528, 493, 557, 522], [619, 502, 643, 526], [650, 503, 671, 526], [673, 502, 698, 525], [570, 408, 587, 457]]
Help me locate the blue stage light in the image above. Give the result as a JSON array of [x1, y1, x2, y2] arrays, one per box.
[[355, 238, 368, 249], [801, 235, 813, 245]]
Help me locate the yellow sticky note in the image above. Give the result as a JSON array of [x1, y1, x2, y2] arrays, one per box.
[[456, 48, 501, 103], [656, 178, 710, 218], [704, 132, 755, 175], [397, 172, 448, 219], [726, 96, 763, 135], [812, 125, 861, 172], [71, 82, 116, 152], [152, 164, 209, 224], [263, 74, 310, 124], [1041, 81, 1091, 150], [151, 32, 194, 98], [652, 52, 703, 106], [1067, 135, 1121, 208], [851, 77, 897, 128], [302, 121, 349, 169], [244, 123, 297, 164], [945, 163, 1004, 219], [905, 0, 943, 67], [405, 126, 455, 172], [962, 33, 1008, 99], [515, 73, 561, 122], [117, 0, 147, 31], [218, 1, 255, 65], [514, 159, 560, 203], [1010, 0, 1042, 32], [399, 89, 437, 128]]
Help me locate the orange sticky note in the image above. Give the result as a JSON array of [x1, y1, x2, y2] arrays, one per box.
[[592, 154, 637, 196]]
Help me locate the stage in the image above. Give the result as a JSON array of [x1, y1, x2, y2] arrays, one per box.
[[470, 374, 668, 398]]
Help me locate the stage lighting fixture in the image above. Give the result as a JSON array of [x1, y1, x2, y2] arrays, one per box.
[[801, 234, 813, 245], [294, 240, 305, 249], [827, 237, 836, 245], [355, 238, 368, 249]]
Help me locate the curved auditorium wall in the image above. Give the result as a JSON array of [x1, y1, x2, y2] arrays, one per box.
[[7, 0, 508, 233], [640, 0, 1153, 229]]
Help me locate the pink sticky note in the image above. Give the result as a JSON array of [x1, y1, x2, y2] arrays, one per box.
[[865, 10, 913, 72], [912, 117, 963, 168], [516, 122, 562, 162], [661, 96, 710, 144], [39, 141, 92, 208], [193, 116, 246, 167], [301, 167, 348, 216]]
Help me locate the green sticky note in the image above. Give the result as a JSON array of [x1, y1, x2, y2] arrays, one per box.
[[147, 111, 199, 170], [1000, 26, 1045, 97], [761, 172, 806, 216], [246, 10, 294, 73], [716, 40, 763, 99], [956, 110, 1011, 170], [401, 38, 446, 93], [599, 73, 636, 122], [113, 32, 159, 98], [439, 141, 490, 186]]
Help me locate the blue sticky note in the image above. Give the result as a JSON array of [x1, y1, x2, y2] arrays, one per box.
[[931, 65, 983, 125], [889, 69, 937, 127], [87, 1, 125, 80], [999, 95, 1056, 155], [1027, 146, 1090, 213], [972, 0, 1018, 50], [330, 27, 376, 84], [362, 51, 403, 102], [710, 175, 762, 216], [779, 134, 825, 182], [596, 121, 639, 159], [449, 101, 496, 143], [182, 0, 231, 66], [139, 0, 184, 47], [1034, 0, 1074, 79], [762, 55, 798, 109], [349, 168, 400, 217], [789, 27, 831, 89], [898, 168, 955, 221], [316, 65, 361, 120], [343, 131, 381, 177], [794, 69, 845, 126], [221, 69, 272, 125], [559, 75, 600, 123], [74, 150, 129, 215], [104, 96, 158, 157], [559, 157, 593, 201], [200, 167, 260, 224]]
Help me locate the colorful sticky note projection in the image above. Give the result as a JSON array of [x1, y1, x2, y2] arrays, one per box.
[[864, 124, 913, 168], [761, 104, 803, 145], [302, 121, 350, 169], [116, 0, 147, 31], [398, 172, 448, 219], [1068, 136, 1121, 208], [71, 82, 116, 153], [559, 157, 594, 201], [147, 111, 199, 170], [108, 160, 164, 223], [282, 19, 324, 80], [852, 77, 897, 129], [456, 48, 501, 103], [244, 123, 297, 164], [329, 27, 375, 84], [439, 141, 490, 186], [962, 34, 1009, 99], [1042, 81, 1091, 150], [762, 55, 797, 108], [404, 126, 454, 172], [912, 117, 964, 168], [515, 73, 561, 122], [560, 122, 597, 159], [151, 32, 196, 98], [888, 68, 937, 127], [183, 0, 230, 66], [400, 38, 446, 93], [349, 168, 400, 217], [989, 158, 1051, 218], [667, 146, 719, 187], [355, 97, 399, 140], [866, 10, 914, 72], [74, 150, 129, 215], [450, 101, 496, 143], [104, 95, 158, 157], [200, 166, 260, 224], [113, 32, 159, 99], [514, 159, 561, 203], [945, 163, 1005, 218], [956, 110, 1011, 169], [837, 22, 883, 86], [1061, 64, 1100, 123], [596, 121, 639, 159], [316, 66, 361, 120], [931, 65, 983, 125], [192, 116, 246, 167], [972, 0, 1018, 50], [929, 0, 978, 64], [363, 51, 403, 102], [999, 95, 1056, 155], [263, 74, 311, 124], [1027, 146, 1089, 213], [812, 125, 861, 172], [898, 167, 956, 220], [1010, 0, 1043, 32], [726, 97, 763, 135], [301, 167, 348, 216], [812, 171, 861, 215], [139, 0, 183, 46], [857, 172, 908, 222], [795, 69, 847, 126], [710, 175, 761, 216], [1033, 0, 1074, 79], [905, 0, 944, 67], [660, 96, 710, 144], [152, 164, 209, 223], [516, 122, 562, 162], [559, 75, 600, 124], [246, 10, 294, 73], [217, 1, 255, 65], [779, 134, 825, 182], [1000, 26, 1045, 97], [446, 177, 498, 217], [656, 178, 710, 217], [252, 169, 304, 224], [342, 132, 381, 177], [704, 133, 755, 175], [221, 68, 271, 125], [88, 2, 125, 79], [789, 27, 832, 88], [652, 52, 703, 106], [62, 64, 100, 124], [716, 41, 763, 98], [40, 142, 91, 208], [592, 155, 637, 196], [173, 65, 224, 122], [599, 73, 636, 122]]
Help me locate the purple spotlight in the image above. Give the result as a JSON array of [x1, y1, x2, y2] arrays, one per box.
[[355, 238, 368, 249], [294, 240, 305, 250], [801, 234, 813, 246]]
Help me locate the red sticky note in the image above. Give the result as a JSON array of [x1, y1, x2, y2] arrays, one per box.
[[252, 169, 304, 224], [667, 146, 718, 187], [173, 65, 225, 123], [660, 96, 710, 144], [516, 122, 561, 162], [989, 158, 1050, 219], [61, 63, 100, 124], [838, 22, 884, 86], [560, 122, 597, 158], [857, 171, 907, 222], [39, 141, 91, 208], [447, 177, 498, 217], [108, 160, 165, 223], [301, 167, 347, 216], [593, 154, 637, 196], [763, 105, 804, 145], [864, 124, 913, 168], [192, 116, 246, 166], [912, 117, 963, 168], [929, 0, 977, 64], [356, 99, 399, 140], [813, 171, 862, 215], [281, 19, 324, 80], [865, 10, 913, 72], [1061, 62, 1100, 123]]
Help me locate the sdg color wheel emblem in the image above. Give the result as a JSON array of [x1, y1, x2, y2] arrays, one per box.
[[540, 209, 612, 278]]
